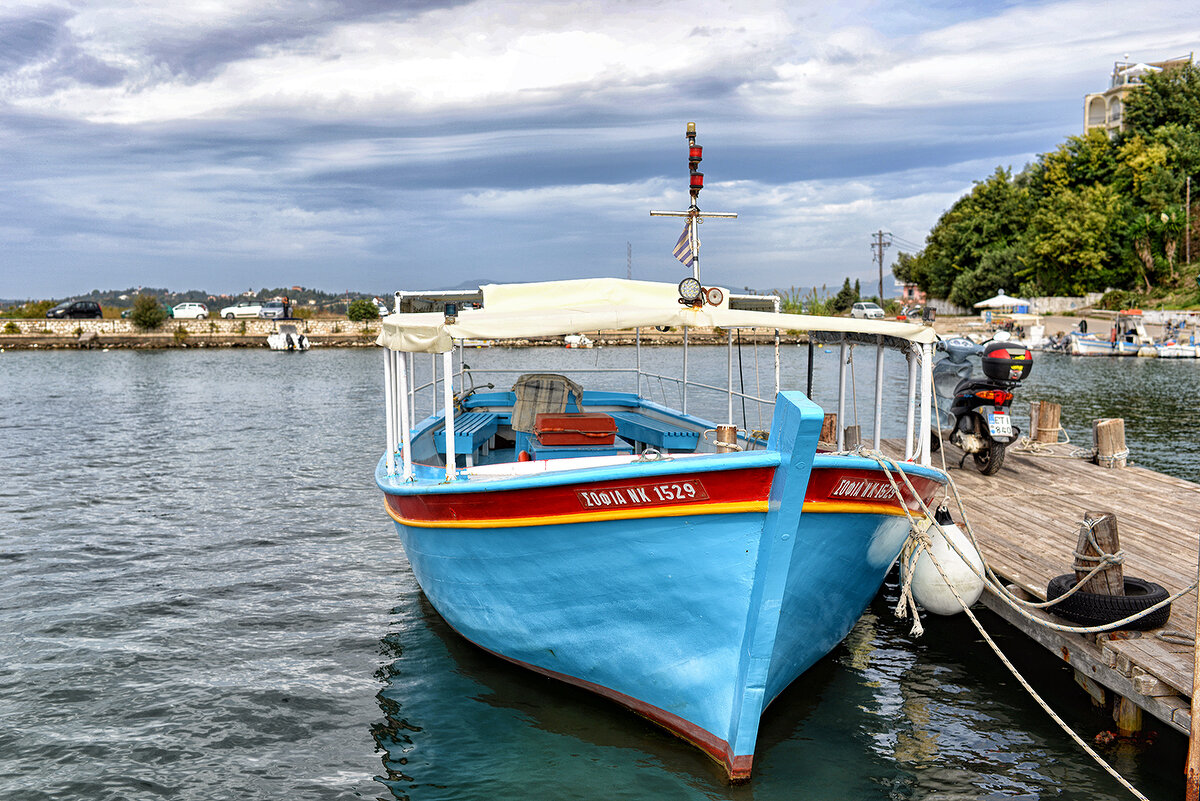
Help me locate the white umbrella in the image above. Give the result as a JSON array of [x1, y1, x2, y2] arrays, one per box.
[[973, 290, 1032, 310]]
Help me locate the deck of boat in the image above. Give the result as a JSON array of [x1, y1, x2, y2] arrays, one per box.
[[882, 437, 1200, 735]]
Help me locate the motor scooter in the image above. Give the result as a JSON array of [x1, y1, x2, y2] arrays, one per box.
[[930, 336, 1032, 475]]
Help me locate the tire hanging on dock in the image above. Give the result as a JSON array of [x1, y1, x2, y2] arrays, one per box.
[[1045, 574, 1171, 630]]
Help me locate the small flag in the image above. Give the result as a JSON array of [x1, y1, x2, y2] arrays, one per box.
[[673, 220, 694, 267]]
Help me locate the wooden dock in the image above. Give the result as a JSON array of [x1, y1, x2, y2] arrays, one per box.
[[889, 438, 1200, 737]]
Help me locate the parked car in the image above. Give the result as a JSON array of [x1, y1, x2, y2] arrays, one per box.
[[372, 297, 391, 316], [258, 300, 289, 319], [220, 301, 262, 319], [850, 301, 885, 319], [171, 302, 208, 319], [46, 300, 103, 319]]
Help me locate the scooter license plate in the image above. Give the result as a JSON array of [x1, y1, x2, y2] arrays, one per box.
[[987, 410, 1013, 437]]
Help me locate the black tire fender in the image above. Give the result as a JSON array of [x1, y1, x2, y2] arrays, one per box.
[[1046, 574, 1171, 630]]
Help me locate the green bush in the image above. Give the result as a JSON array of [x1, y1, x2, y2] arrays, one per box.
[[347, 298, 379, 322], [173, 326, 189, 343], [2, 321, 19, 334], [130, 294, 168, 330], [0, 300, 54, 319], [1098, 289, 1139, 311]]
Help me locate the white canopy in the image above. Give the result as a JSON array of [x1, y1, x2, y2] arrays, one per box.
[[376, 277, 937, 353], [973, 291, 1032, 309]]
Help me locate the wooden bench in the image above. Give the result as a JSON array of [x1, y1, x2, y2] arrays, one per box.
[[434, 411, 500, 467], [610, 411, 699, 453]]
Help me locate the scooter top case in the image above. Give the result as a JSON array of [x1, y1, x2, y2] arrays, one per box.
[[982, 341, 1033, 383]]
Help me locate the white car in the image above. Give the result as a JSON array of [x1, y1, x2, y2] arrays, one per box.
[[850, 302, 885, 319], [220, 301, 263, 319], [172, 302, 209, 319]]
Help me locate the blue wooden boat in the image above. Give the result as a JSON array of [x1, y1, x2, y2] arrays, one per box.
[[373, 126, 948, 780]]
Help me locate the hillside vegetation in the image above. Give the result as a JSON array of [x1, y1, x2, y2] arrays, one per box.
[[897, 63, 1200, 310]]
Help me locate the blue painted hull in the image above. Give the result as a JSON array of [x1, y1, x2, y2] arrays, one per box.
[[378, 392, 946, 778]]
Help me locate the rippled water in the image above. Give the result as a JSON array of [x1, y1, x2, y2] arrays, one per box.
[[1, 346, 1194, 800]]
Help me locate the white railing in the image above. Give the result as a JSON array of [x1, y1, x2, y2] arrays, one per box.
[[382, 328, 933, 479]]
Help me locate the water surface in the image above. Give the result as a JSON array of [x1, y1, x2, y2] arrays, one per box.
[[0, 346, 1194, 800]]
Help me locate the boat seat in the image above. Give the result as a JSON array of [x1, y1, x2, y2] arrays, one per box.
[[511, 373, 586, 433], [434, 411, 500, 467], [610, 411, 700, 453]]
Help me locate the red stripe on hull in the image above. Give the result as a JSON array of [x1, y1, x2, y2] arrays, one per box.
[[390, 466, 775, 525], [805, 466, 942, 511]]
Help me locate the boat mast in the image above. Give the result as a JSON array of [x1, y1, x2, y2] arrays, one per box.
[[650, 122, 737, 417], [649, 122, 737, 284]]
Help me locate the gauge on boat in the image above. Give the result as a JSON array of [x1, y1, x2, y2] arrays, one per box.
[[678, 277, 702, 304], [704, 287, 723, 306]]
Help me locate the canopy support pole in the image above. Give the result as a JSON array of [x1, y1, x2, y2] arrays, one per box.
[[727, 328, 734, 424], [635, 327, 642, 398], [873, 335, 884, 450], [384, 349, 396, 476], [837, 341, 847, 451], [682, 327, 689, 415], [442, 349, 456, 481], [905, 346, 917, 461], [920, 343, 933, 467], [396, 351, 413, 481]]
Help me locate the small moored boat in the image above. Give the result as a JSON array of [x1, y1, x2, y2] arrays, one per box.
[[373, 125, 949, 781]]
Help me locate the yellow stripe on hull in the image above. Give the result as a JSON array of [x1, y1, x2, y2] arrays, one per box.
[[385, 498, 925, 529], [387, 500, 769, 529]]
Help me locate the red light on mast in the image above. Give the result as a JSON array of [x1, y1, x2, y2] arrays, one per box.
[[690, 172, 704, 189]]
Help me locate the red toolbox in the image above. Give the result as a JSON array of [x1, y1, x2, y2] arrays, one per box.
[[533, 412, 618, 446]]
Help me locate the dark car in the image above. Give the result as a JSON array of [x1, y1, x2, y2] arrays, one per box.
[[46, 301, 103, 319]]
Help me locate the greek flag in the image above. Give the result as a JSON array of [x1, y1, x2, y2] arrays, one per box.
[[673, 220, 694, 267]]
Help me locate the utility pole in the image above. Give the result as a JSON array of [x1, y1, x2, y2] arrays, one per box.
[[872, 230, 892, 303], [1187, 176, 1192, 265]]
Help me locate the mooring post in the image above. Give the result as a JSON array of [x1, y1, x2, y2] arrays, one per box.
[[820, 413, 837, 447], [1035, 400, 1062, 444], [1093, 418, 1127, 468], [1187, 531, 1200, 801], [843, 425, 861, 450], [1074, 512, 1124, 596]]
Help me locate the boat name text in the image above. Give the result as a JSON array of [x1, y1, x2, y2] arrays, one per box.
[[576, 480, 710, 509], [830, 478, 898, 502]]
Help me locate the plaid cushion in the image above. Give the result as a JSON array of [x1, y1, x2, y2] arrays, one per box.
[[511, 373, 586, 432]]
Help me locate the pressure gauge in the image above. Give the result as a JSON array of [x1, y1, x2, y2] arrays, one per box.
[[678, 277, 702, 303]]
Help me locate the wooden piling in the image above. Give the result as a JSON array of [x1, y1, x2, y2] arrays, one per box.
[[820, 413, 838, 446], [843, 425, 861, 450], [1035, 401, 1062, 444], [1073, 512, 1124, 596], [1094, 418, 1128, 468]]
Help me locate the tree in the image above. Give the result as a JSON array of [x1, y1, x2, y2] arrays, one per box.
[[829, 278, 858, 313], [130, 293, 168, 330], [1025, 184, 1128, 295], [910, 167, 1030, 298], [1123, 63, 1200, 137], [347, 298, 379, 322]]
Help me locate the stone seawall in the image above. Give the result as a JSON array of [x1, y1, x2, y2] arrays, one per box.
[[0, 318, 384, 349], [0, 318, 803, 349], [0, 317, 363, 336]]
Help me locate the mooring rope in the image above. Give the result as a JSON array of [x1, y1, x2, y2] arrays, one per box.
[[843, 448, 1168, 801]]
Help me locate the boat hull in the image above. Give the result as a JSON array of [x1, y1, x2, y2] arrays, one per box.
[[379, 393, 946, 778]]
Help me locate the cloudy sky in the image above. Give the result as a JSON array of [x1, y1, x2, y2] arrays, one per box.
[[2, 1, 1197, 300]]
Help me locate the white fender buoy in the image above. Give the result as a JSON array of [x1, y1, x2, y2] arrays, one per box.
[[904, 507, 985, 615]]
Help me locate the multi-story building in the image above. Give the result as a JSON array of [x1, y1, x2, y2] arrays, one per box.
[[1084, 53, 1193, 136]]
